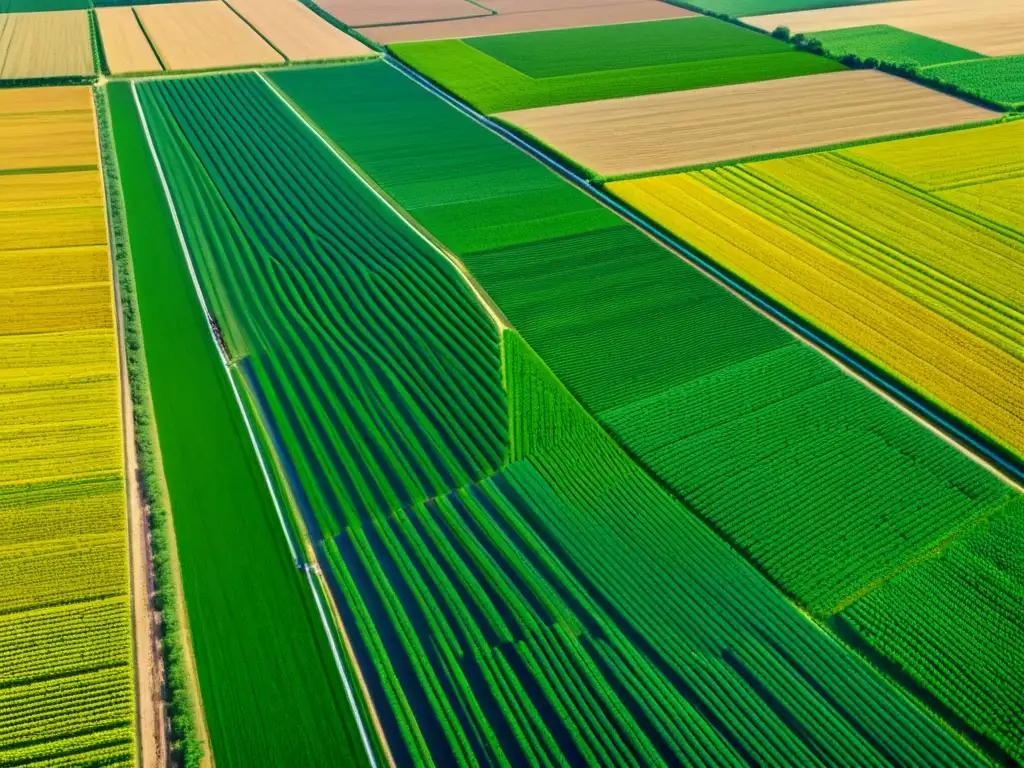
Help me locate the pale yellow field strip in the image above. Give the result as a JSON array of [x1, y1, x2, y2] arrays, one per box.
[[366, 1, 694, 43], [96, 7, 163, 75], [499, 70, 995, 176], [0, 84, 91, 115], [321, 0, 490, 27], [226, 0, 372, 62], [743, 0, 1024, 57], [134, 1, 284, 71], [0, 10, 94, 80]]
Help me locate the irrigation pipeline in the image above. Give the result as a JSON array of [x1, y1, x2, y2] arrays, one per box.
[[386, 55, 1024, 491]]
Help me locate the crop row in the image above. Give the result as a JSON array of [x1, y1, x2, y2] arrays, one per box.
[[322, 328, 984, 766], [0, 86, 133, 768]]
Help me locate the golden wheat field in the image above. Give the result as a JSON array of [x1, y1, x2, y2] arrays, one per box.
[[0, 11, 94, 80], [134, 1, 284, 71], [610, 124, 1024, 458], [226, 0, 372, 61], [501, 70, 994, 175], [95, 7, 163, 75], [0, 86, 133, 765]]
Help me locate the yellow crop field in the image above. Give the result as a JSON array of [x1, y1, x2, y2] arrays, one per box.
[[96, 7, 163, 75], [610, 144, 1024, 459], [226, 0, 373, 62], [0, 87, 134, 764], [135, 0, 284, 71], [0, 10, 94, 81]]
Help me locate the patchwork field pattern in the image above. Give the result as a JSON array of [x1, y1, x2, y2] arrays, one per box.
[[610, 120, 1024, 464], [498, 69, 994, 176], [690, 0, 894, 15], [392, 16, 842, 113], [743, 0, 1024, 57], [0, 87, 133, 768], [124, 61, 1000, 767], [0, 10, 94, 81], [224, 0, 373, 62], [272, 60, 1015, 620], [110, 80, 370, 767], [316, 0, 491, 27], [134, 0, 283, 71], [366, 1, 695, 44]]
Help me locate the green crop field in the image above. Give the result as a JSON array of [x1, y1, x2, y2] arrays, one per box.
[[272, 61, 1014, 617], [811, 24, 985, 68], [923, 56, 1024, 109], [841, 495, 1024, 764], [108, 81, 370, 768], [391, 17, 842, 113]]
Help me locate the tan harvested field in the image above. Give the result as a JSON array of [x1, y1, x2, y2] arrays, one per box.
[[743, 0, 1024, 56], [226, 0, 372, 61], [134, 1, 284, 71], [484, 0, 648, 11], [367, 1, 694, 43], [0, 11, 93, 80], [320, 0, 489, 27], [96, 7, 163, 75], [499, 70, 996, 176], [0, 86, 97, 172]]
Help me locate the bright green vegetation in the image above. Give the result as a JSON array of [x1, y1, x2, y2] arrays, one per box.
[[811, 25, 984, 68], [325, 327, 985, 766], [923, 56, 1024, 109], [685, 0, 893, 16], [272, 61, 1014, 617], [138, 72, 507, 540], [108, 81, 369, 768], [466, 17, 789, 77], [841, 496, 1024, 764], [391, 17, 842, 113]]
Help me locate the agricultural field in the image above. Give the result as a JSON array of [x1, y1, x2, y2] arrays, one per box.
[[130, 62, 1003, 766], [392, 16, 842, 113], [366, 0, 694, 43], [497, 69, 993, 176], [96, 7, 163, 74], [316, 0, 491, 27], [0, 86, 134, 767], [743, 0, 1024, 56], [0, 10, 94, 81], [689, 0, 894, 15], [106, 80, 371, 767], [609, 119, 1024, 462], [132, 0, 284, 71], [224, 0, 373, 61]]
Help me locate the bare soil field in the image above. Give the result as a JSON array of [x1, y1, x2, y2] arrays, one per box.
[[0, 10, 93, 80], [226, 0, 372, 61], [499, 70, 996, 176], [367, 1, 694, 43], [743, 0, 1024, 56], [134, 1, 284, 71], [318, 0, 489, 27], [97, 7, 163, 75]]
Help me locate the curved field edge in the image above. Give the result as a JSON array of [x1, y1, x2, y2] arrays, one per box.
[[107, 79, 372, 767]]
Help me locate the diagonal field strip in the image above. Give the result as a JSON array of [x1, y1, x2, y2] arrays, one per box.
[[129, 78, 380, 768]]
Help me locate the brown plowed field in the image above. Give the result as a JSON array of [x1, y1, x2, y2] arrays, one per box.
[[499, 70, 996, 176], [366, 1, 694, 43], [226, 0, 373, 61], [743, 0, 1024, 57], [318, 0, 489, 27], [96, 7, 163, 75], [0, 11, 93, 80], [134, 1, 284, 71]]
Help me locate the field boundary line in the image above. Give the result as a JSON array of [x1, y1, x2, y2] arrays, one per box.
[[387, 54, 1024, 492], [130, 80, 301, 566], [256, 69, 511, 332], [132, 77, 380, 768]]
